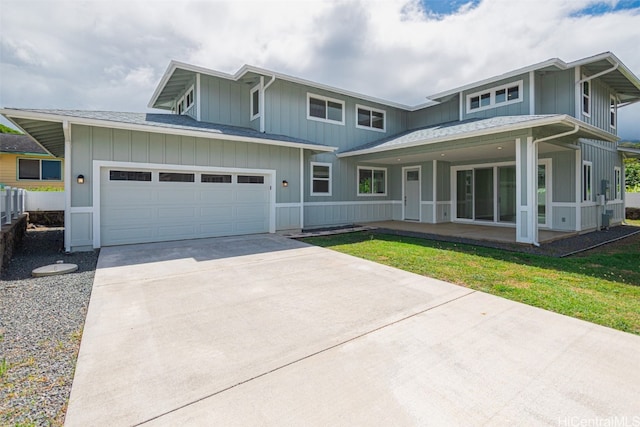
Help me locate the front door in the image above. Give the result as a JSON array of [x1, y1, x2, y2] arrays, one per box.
[[404, 168, 420, 221]]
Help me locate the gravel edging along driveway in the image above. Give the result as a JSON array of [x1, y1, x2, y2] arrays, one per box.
[[0, 228, 98, 426]]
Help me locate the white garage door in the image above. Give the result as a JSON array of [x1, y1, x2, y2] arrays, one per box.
[[100, 168, 271, 246]]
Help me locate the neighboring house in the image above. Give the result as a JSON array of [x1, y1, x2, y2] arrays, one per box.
[[0, 133, 64, 190], [1, 51, 639, 252]]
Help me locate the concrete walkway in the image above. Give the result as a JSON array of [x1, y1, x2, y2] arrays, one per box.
[[65, 235, 640, 426]]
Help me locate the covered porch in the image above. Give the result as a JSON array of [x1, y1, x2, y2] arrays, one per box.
[[361, 220, 575, 244]]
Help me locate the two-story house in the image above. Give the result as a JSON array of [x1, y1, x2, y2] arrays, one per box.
[[2, 51, 639, 252]]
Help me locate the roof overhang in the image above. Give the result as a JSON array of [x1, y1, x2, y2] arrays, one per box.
[[618, 146, 640, 158], [427, 52, 640, 105], [338, 115, 617, 158], [148, 60, 431, 112], [0, 109, 336, 158]]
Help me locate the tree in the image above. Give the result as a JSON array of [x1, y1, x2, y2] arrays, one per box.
[[0, 124, 22, 134], [625, 158, 640, 192]]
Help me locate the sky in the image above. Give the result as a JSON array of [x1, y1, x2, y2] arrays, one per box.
[[1, 0, 640, 139]]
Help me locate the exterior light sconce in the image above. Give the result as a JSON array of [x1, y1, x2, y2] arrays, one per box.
[[282, 180, 288, 187], [77, 174, 85, 184]]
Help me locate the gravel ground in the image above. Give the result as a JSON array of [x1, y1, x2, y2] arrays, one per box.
[[0, 228, 98, 426]]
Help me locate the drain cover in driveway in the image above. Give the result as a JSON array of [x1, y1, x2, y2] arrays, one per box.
[[32, 263, 78, 277]]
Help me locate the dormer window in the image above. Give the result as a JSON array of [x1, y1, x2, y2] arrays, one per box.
[[466, 80, 523, 113]]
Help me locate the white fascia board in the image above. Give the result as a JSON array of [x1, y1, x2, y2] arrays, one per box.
[[0, 109, 336, 153], [427, 58, 565, 101], [337, 115, 616, 158]]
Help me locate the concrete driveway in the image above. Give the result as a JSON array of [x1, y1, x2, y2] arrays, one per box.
[[65, 234, 640, 426]]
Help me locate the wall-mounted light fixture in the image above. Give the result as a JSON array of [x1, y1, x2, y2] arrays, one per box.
[[282, 180, 288, 187], [77, 174, 85, 184]]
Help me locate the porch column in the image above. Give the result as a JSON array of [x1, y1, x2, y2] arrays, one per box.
[[515, 136, 538, 244]]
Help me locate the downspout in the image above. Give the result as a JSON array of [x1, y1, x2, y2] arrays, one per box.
[[62, 121, 72, 253], [260, 74, 276, 133], [530, 123, 580, 246]]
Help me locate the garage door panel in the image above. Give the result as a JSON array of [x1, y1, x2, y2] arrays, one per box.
[[157, 224, 197, 237], [199, 206, 234, 217], [199, 189, 235, 203], [103, 226, 155, 245], [158, 206, 196, 219], [101, 168, 271, 246], [235, 189, 269, 203]]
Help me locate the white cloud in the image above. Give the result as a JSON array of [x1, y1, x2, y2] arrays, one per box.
[[0, 0, 639, 138]]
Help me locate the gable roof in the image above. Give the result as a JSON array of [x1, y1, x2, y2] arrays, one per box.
[[0, 133, 49, 155], [149, 52, 640, 114], [428, 52, 640, 105], [338, 114, 617, 157], [0, 109, 336, 158]]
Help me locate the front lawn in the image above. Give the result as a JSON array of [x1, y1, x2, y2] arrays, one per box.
[[302, 231, 640, 335]]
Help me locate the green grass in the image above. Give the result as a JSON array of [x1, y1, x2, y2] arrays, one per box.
[[302, 231, 640, 335]]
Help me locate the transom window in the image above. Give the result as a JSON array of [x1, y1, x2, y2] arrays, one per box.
[[109, 170, 151, 181], [18, 158, 62, 181], [583, 161, 592, 201], [357, 166, 386, 196], [201, 174, 232, 183], [467, 80, 523, 113], [356, 105, 386, 132], [582, 78, 591, 116], [307, 93, 345, 125], [310, 162, 332, 196], [251, 85, 260, 120], [238, 175, 265, 184], [159, 172, 195, 182]]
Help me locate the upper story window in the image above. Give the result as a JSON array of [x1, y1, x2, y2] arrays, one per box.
[[176, 85, 194, 115], [307, 93, 345, 125], [582, 78, 591, 116], [310, 162, 332, 196], [610, 95, 617, 128], [358, 166, 386, 196], [251, 85, 260, 120], [18, 158, 62, 181], [356, 104, 386, 132], [466, 80, 523, 113]]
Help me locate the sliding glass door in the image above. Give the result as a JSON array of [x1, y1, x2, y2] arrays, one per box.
[[498, 166, 516, 223]]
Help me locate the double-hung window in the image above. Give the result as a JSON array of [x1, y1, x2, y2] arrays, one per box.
[[583, 161, 592, 202], [307, 93, 344, 125], [18, 158, 62, 181], [582, 78, 591, 116], [357, 166, 386, 196], [356, 105, 385, 132], [310, 162, 332, 196]]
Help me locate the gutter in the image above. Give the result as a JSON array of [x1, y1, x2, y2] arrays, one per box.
[[529, 124, 580, 247]]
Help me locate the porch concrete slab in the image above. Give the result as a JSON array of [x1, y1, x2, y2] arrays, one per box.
[[66, 234, 640, 426], [364, 220, 574, 243]]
